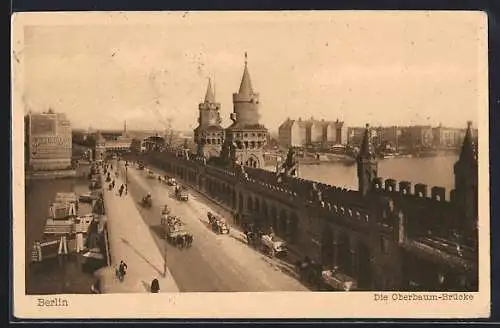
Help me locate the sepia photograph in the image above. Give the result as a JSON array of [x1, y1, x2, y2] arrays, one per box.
[[11, 11, 490, 318]]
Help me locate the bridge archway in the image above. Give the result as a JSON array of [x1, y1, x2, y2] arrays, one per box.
[[321, 227, 334, 268], [279, 209, 288, 237], [338, 233, 351, 275], [245, 155, 259, 168], [247, 196, 254, 212], [270, 207, 278, 232], [290, 213, 299, 243], [357, 242, 373, 290], [232, 189, 237, 209], [238, 193, 244, 212], [262, 201, 269, 226], [254, 198, 260, 213]]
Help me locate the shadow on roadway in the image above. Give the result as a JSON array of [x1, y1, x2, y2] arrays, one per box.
[[228, 232, 249, 246], [149, 225, 166, 240], [120, 237, 163, 276], [141, 280, 151, 292]]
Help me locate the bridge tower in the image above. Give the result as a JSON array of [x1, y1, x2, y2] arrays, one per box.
[[221, 52, 268, 168], [193, 78, 224, 159], [356, 124, 378, 196], [453, 121, 478, 240]]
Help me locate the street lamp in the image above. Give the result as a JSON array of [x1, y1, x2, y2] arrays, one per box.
[[125, 161, 129, 185], [162, 219, 167, 278]]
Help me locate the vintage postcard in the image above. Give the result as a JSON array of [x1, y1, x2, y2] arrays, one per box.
[[11, 11, 490, 319]]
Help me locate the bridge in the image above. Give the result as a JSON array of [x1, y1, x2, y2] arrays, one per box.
[[138, 148, 478, 292]]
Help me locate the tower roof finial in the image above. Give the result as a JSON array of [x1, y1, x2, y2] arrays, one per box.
[[238, 52, 253, 95], [204, 77, 216, 103], [459, 121, 476, 163], [245, 52, 248, 66]]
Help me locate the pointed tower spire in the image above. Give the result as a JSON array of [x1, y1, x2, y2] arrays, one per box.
[[453, 121, 478, 244], [459, 121, 476, 163], [204, 78, 216, 103], [238, 52, 253, 95], [124, 120, 127, 133], [359, 124, 374, 158], [356, 123, 378, 196]]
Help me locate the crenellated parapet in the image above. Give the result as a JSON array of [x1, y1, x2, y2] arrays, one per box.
[[372, 177, 450, 202]]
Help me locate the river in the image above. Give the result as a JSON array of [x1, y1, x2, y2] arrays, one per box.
[[265, 155, 458, 195]]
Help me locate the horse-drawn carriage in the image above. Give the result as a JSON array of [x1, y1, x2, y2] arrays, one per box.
[[146, 170, 156, 179], [175, 186, 189, 201], [141, 195, 153, 208], [207, 212, 230, 234], [166, 178, 177, 187], [163, 215, 193, 248], [260, 234, 287, 258], [243, 223, 287, 258]]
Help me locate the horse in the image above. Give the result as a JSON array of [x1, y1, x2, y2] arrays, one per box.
[[185, 234, 193, 248], [174, 235, 184, 248]]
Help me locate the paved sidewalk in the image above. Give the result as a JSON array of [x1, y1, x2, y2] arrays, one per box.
[[96, 166, 179, 293]]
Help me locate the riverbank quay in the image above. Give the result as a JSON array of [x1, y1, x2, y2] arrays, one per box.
[[96, 166, 179, 293], [25, 169, 98, 294]]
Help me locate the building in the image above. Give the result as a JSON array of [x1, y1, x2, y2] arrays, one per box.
[[88, 121, 133, 159], [193, 79, 225, 159], [26, 110, 72, 171], [378, 126, 401, 149], [404, 125, 434, 149], [278, 118, 347, 149], [432, 124, 478, 149], [219, 53, 268, 168], [103, 121, 133, 152], [347, 126, 370, 147], [322, 119, 346, 145], [305, 117, 323, 145], [278, 118, 307, 148]]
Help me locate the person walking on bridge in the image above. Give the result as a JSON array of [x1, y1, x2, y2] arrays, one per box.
[[116, 260, 128, 282], [150, 278, 160, 293]]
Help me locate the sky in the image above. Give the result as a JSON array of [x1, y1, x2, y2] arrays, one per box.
[[18, 11, 487, 132]]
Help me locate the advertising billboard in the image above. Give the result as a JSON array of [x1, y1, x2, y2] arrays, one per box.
[[28, 113, 72, 168]]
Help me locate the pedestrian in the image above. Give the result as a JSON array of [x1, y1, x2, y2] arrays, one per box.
[[91, 278, 101, 294], [125, 184, 128, 195], [117, 260, 128, 282], [150, 278, 160, 293], [111, 180, 115, 189], [119, 186, 123, 197]]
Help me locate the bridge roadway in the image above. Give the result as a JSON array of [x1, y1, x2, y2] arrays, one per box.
[[118, 159, 308, 292]]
